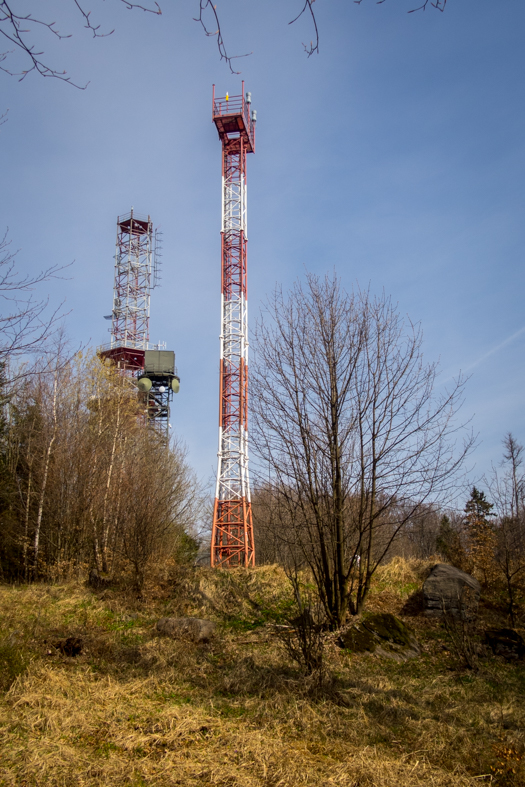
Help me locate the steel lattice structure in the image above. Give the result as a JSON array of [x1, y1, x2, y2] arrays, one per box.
[[98, 211, 180, 436], [99, 209, 155, 372], [211, 84, 256, 568], [137, 350, 180, 442]]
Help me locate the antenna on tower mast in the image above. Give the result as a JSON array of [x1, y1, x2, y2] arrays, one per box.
[[210, 83, 256, 568]]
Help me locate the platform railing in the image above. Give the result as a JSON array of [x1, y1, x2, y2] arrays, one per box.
[[212, 91, 255, 146], [97, 340, 166, 355]]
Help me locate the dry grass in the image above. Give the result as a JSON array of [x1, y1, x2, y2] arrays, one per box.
[[0, 562, 524, 786]]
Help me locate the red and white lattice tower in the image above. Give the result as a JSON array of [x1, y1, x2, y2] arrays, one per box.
[[210, 84, 256, 567], [99, 208, 155, 373]]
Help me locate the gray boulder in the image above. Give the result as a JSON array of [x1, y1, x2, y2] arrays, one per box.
[[423, 563, 480, 619], [156, 617, 217, 643]]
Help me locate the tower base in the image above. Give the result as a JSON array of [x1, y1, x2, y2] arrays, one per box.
[[211, 498, 255, 567]]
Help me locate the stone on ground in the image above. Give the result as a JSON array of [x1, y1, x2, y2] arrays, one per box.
[[339, 612, 420, 662], [156, 617, 217, 643]]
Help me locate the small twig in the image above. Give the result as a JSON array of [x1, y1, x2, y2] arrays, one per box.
[[408, 0, 447, 11], [193, 0, 251, 75], [289, 0, 319, 57], [72, 0, 115, 39], [354, 0, 447, 11], [119, 0, 162, 12]]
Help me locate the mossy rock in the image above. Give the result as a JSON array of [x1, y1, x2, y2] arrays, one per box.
[[339, 624, 378, 653], [339, 612, 419, 661], [363, 613, 414, 647]]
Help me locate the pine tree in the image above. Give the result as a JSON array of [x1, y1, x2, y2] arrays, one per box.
[[436, 514, 466, 569], [463, 487, 496, 585]]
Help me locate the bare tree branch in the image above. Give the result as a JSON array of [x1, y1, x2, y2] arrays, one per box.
[[289, 0, 319, 57], [0, 230, 69, 374], [407, 0, 447, 12], [0, 0, 449, 89], [355, 0, 447, 12], [0, 0, 161, 88], [193, 0, 251, 75]]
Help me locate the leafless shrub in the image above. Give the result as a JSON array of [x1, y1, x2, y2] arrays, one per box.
[[276, 574, 326, 678], [441, 589, 479, 671]]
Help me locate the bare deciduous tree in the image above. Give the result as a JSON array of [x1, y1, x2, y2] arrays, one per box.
[[251, 273, 472, 628], [117, 430, 203, 592], [0, 231, 65, 372], [391, 502, 443, 560], [487, 433, 525, 624]]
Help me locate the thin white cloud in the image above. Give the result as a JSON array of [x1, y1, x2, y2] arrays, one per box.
[[464, 325, 525, 373], [440, 325, 525, 386]]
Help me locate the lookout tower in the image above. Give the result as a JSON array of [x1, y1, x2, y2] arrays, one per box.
[[98, 209, 179, 436], [99, 209, 158, 373]]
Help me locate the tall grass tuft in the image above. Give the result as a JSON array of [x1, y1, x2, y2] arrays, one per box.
[[0, 636, 29, 690]]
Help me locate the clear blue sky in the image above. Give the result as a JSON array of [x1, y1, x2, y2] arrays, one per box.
[[1, 0, 524, 501]]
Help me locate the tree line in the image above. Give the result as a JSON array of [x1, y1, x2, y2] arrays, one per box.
[[0, 347, 202, 589], [0, 231, 204, 590], [436, 441, 525, 625]]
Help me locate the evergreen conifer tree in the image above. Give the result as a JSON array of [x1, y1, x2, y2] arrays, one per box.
[[463, 487, 496, 585]]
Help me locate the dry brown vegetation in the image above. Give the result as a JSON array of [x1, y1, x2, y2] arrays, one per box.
[[0, 350, 202, 589], [0, 559, 524, 787]]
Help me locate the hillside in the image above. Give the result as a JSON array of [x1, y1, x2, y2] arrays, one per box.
[[0, 559, 523, 786]]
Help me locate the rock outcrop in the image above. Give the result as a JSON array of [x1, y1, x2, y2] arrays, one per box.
[[423, 563, 480, 619]]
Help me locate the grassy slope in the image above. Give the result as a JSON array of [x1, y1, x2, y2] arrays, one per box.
[[0, 560, 524, 787]]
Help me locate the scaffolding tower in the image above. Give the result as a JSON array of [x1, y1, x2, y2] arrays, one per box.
[[99, 209, 179, 434], [99, 208, 157, 373], [210, 84, 257, 568]]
